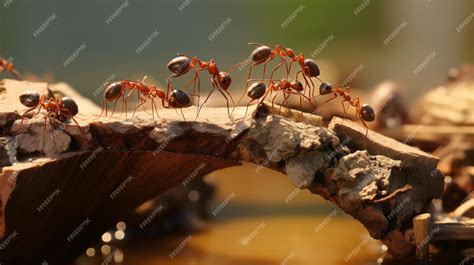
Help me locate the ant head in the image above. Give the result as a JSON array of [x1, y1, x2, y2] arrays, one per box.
[[167, 56, 191, 75], [169, 89, 191, 108], [247, 82, 266, 100], [251, 46, 272, 64], [61, 97, 79, 117], [303, 59, 320, 77], [290, 80, 304, 92], [218, 72, 232, 90], [319, 82, 333, 95], [104, 82, 124, 101], [19, 90, 40, 107], [361, 104, 375, 122]]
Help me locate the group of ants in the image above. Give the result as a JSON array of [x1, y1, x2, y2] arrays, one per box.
[[1, 42, 376, 149]]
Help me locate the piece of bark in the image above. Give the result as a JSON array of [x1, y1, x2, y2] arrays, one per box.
[[0, 80, 444, 264]]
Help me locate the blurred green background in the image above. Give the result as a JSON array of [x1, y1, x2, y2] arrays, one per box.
[[1, 0, 472, 105]]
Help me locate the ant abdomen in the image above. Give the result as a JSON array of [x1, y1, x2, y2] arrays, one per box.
[[19, 90, 40, 107], [247, 82, 266, 100], [167, 56, 191, 75], [303, 59, 320, 77], [61, 97, 79, 116], [361, 104, 375, 122], [218, 72, 232, 90], [319, 82, 333, 95], [168, 89, 191, 108], [104, 82, 124, 101], [250, 46, 272, 64]]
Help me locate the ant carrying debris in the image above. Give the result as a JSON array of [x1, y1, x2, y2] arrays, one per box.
[[19, 90, 92, 150], [167, 54, 235, 120], [318, 82, 375, 135], [0, 58, 21, 79]]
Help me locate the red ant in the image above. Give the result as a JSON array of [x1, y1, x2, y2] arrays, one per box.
[[99, 76, 152, 118], [166, 54, 235, 120], [0, 58, 21, 79], [318, 82, 375, 135], [133, 85, 192, 120], [243, 78, 316, 117], [19, 91, 92, 150], [231, 43, 320, 108], [101, 77, 192, 120]]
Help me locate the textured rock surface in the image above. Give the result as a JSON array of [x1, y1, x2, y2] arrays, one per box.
[[0, 80, 443, 263]]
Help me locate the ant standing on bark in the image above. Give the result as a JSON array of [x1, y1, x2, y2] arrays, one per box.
[[19, 90, 92, 150], [167, 54, 235, 120], [244, 78, 316, 116], [318, 82, 375, 135]]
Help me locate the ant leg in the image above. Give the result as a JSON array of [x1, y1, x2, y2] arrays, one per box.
[[20, 106, 40, 126], [340, 99, 348, 119], [244, 99, 257, 118], [322, 93, 338, 104], [151, 98, 160, 118], [132, 96, 147, 118], [179, 108, 186, 121], [110, 98, 120, 119], [271, 90, 281, 114], [269, 57, 286, 81], [287, 61, 293, 78], [360, 117, 369, 136], [196, 88, 215, 120], [70, 116, 94, 148], [217, 87, 235, 122], [296, 69, 312, 98]]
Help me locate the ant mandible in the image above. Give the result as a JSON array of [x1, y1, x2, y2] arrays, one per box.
[[318, 82, 375, 135], [1, 58, 21, 79]]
